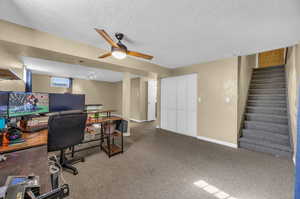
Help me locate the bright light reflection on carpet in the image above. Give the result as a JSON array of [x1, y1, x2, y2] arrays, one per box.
[[194, 180, 237, 199]]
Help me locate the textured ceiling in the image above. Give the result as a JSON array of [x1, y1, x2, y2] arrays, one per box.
[[1, 0, 300, 68], [22, 57, 137, 82]]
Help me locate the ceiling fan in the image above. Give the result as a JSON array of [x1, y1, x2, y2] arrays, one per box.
[[95, 28, 153, 60]]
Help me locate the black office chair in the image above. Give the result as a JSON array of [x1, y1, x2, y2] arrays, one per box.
[[48, 112, 87, 175]]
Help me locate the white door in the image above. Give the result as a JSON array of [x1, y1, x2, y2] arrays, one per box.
[[147, 79, 157, 121], [160, 74, 197, 137]]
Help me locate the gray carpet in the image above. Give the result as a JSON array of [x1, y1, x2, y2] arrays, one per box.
[[63, 122, 294, 199]]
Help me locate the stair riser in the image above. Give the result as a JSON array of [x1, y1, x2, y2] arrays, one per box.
[[242, 129, 289, 141], [251, 78, 285, 84], [253, 66, 284, 73], [242, 131, 289, 145], [247, 108, 287, 116], [249, 89, 285, 95], [247, 102, 286, 108], [248, 96, 286, 101], [245, 115, 288, 125], [244, 122, 288, 134], [250, 84, 286, 89], [239, 142, 292, 158], [254, 66, 284, 72], [252, 73, 285, 79]]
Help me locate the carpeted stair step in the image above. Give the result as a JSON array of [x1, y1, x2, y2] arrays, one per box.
[[245, 113, 288, 125], [239, 139, 292, 158], [251, 77, 285, 84], [253, 65, 284, 72], [253, 69, 284, 73], [252, 72, 285, 79], [239, 65, 291, 157], [247, 100, 286, 108], [246, 106, 287, 116], [248, 94, 286, 101], [244, 120, 288, 135], [250, 83, 286, 89], [242, 129, 290, 145], [252, 75, 285, 82], [249, 88, 285, 95], [240, 137, 291, 152]]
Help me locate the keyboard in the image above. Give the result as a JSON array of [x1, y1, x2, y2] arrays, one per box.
[[24, 126, 48, 133]]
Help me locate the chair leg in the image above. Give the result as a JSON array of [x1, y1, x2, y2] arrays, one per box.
[[62, 163, 78, 175], [59, 149, 82, 175]]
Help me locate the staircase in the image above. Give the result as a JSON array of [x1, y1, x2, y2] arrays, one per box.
[[239, 65, 292, 158]]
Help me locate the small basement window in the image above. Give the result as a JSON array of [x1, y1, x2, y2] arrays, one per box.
[[50, 77, 71, 88]]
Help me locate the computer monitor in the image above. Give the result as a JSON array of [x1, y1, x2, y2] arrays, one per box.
[[8, 92, 49, 117], [49, 93, 85, 112], [0, 92, 9, 117]]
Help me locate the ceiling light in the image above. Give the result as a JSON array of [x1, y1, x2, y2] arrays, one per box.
[[112, 48, 127, 59]]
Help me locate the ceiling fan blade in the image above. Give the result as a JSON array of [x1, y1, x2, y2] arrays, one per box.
[[98, 52, 112, 58], [95, 28, 119, 48], [127, 51, 153, 60]]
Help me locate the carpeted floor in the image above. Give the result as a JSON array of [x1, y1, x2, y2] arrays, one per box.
[[63, 122, 294, 199]]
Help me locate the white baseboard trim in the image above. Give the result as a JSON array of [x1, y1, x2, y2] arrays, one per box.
[[196, 136, 238, 149], [130, 118, 147, 123], [123, 132, 130, 137]]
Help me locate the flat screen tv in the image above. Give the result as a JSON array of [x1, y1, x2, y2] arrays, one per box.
[[49, 93, 85, 112], [0, 92, 9, 117], [8, 92, 49, 117]]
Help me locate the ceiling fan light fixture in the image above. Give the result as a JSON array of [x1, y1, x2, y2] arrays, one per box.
[[111, 46, 127, 59]]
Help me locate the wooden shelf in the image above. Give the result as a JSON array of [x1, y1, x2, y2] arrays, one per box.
[[102, 144, 123, 155], [0, 130, 48, 153], [86, 116, 122, 126]]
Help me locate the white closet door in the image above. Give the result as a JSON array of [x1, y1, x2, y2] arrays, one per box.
[[176, 75, 188, 135], [186, 74, 197, 137], [160, 74, 197, 137], [160, 78, 167, 130], [166, 77, 177, 132]]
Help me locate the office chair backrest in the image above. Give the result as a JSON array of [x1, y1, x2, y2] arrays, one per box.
[[48, 112, 87, 152]]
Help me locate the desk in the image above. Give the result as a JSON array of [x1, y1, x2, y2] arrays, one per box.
[[86, 116, 122, 126], [0, 130, 47, 154], [0, 146, 51, 193], [85, 109, 116, 117], [0, 116, 123, 154]]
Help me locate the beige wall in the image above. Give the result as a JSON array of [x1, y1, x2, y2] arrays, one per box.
[[139, 77, 148, 121], [131, 78, 140, 120], [32, 74, 71, 93], [286, 45, 300, 155], [238, 55, 255, 134], [115, 82, 123, 116], [0, 45, 25, 91], [0, 80, 24, 92], [171, 57, 239, 145], [32, 74, 122, 113], [130, 77, 148, 121], [72, 78, 120, 111]]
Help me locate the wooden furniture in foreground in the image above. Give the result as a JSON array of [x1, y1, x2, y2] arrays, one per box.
[[0, 117, 123, 154], [85, 109, 116, 117], [0, 130, 48, 153], [101, 120, 124, 158], [0, 146, 51, 193]]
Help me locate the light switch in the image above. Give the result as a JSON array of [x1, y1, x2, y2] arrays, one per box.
[[225, 97, 230, 103], [198, 97, 202, 103]]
